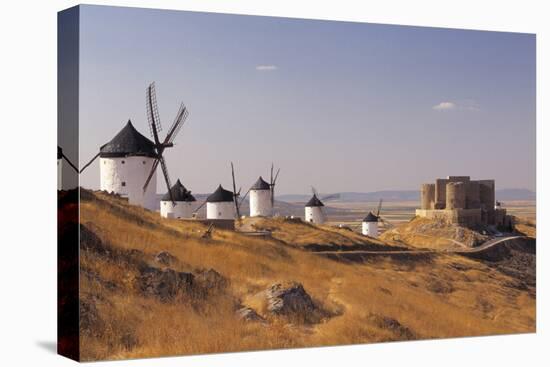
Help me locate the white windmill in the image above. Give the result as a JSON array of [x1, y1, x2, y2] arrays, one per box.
[[304, 187, 340, 224], [80, 82, 189, 210], [361, 199, 392, 238], [160, 179, 196, 219], [193, 163, 245, 223], [362, 212, 379, 237], [247, 164, 280, 217], [205, 185, 236, 220]]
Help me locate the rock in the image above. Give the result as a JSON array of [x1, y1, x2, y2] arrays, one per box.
[[154, 251, 177, 266], [80, 298, 104, 337], [237, 306, 266, 323], [193, 269, 228, 298], [138, 266, 194, 302], [266, 282, 317, 321], [368, 313, 416, 340]]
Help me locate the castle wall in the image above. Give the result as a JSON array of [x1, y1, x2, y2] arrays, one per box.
[[434, 179, 448, 209], [447, 176, 471, 183], [465, 181, 481, 209], [478, 180, 495, 210], [420, 183, 435, 209], [415, 208, 482, 227]]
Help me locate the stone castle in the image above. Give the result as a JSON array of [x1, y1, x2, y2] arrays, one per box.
[[416, 176, 509, 228]]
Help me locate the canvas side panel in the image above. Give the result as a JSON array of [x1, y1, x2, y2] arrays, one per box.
[[57, 5, 80, 362]]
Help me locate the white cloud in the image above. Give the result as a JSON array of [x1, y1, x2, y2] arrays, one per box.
[[255, 65, 278, 71], [432, 101, 456, 111], [432, 100, 480, 112]]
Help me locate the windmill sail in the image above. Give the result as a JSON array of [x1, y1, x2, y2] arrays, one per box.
[[142, 82, 189, 206], [231, 162, 241, 220]]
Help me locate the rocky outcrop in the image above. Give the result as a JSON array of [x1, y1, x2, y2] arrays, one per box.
[[194, 269, 228, 296], [267, 282, 316, 315], [368, 313, 416, 340], [264, 281, 324, 323], [138, 266, 194, 302], [154, 251, 177, 266], [137, 265, 230, 302], [236, 306, 266, 323], [80, 298, 104, 337]]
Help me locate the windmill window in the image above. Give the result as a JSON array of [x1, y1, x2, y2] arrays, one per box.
[[143, 161, 146, 165], [121, 160, 125, 164], [121, 182, 126, 187]]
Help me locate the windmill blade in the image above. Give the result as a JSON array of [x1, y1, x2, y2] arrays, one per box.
[[79, 152, 99, 174], [61, 152, 80, 173], [311, 186, 319, 197], [231, 162, 241, 219], [239, 188, 251, 208], [142, 158, 160, 192], [163, 103, 188, 145], [194, 199, 208, 214], [273, 168, 281, 185], [322, 193, 340, 201], [379, 216, 394, 228], [146, 82, 162, 146], [376, 198, 383, 217], [270, 163, 274, 185], [159, 156, 175, 204]]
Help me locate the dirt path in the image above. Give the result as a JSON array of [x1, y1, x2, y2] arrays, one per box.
[[312, 236, 525, 262]]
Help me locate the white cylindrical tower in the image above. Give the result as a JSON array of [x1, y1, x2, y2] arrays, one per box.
[[362, 212, 379, 237], [206, 185, 235, 220], [160, 179, 196, 219], [249, 176, 272, 217], [304, 194, 325, 224], [99, 120, 158, 210]]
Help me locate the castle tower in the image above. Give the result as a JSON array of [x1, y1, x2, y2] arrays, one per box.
[[99, 120, 158, 210], [206, 185, 235, 220], [249, 176, 272, 217], [446, 182, 466, 210], [465, 181, 481, 209], [420, 183, 435, 209], [362, 212, 379, 237], [304, 194, 325, 224], [160, 179, 196, 219], [434, 179, 447, 209]]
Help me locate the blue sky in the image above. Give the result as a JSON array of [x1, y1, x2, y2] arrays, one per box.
[[78, 5, 536, 194]]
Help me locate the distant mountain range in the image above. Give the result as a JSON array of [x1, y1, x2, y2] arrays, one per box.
[[276, 188, 536, 202], [156, 188, 535, 205]]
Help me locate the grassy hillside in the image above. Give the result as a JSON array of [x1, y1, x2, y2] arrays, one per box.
[[76, 190, 535, 361], [380, 217, 490, 250]]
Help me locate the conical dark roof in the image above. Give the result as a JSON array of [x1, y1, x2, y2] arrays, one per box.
[[251, 176, 271, 190], [161, 179, 196, 202], [363, 212, 378, 222], [206, 185, 234, 203], [100, 120, 157, 158], [305, 194, 324, 207]]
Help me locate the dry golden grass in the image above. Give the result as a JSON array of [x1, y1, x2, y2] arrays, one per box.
[[78, 191, 535, 361]]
